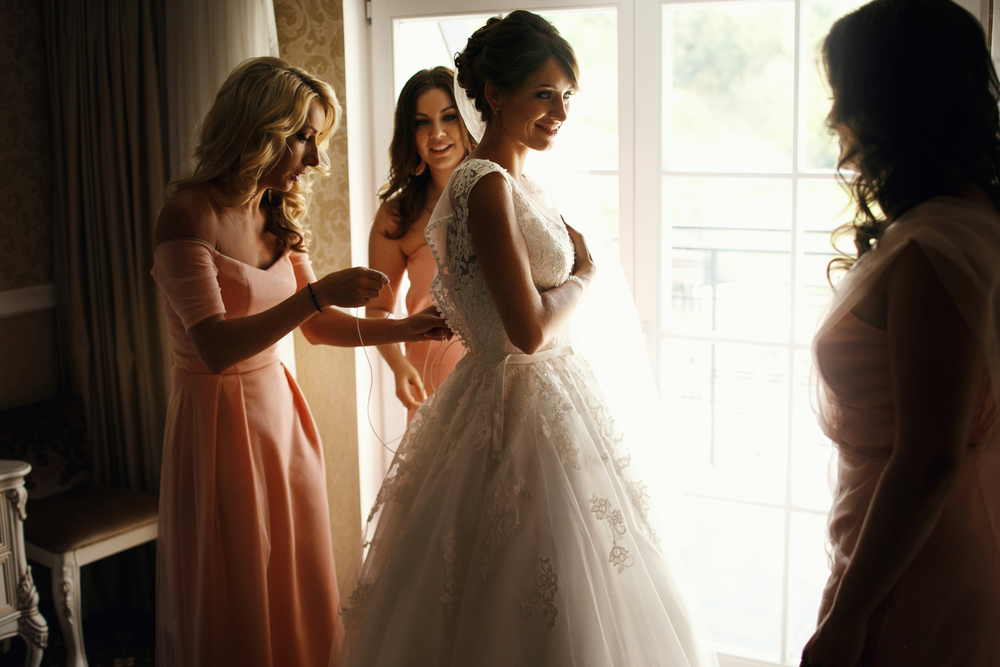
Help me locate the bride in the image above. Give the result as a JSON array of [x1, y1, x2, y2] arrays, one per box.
[[339, 11, 716, 666]]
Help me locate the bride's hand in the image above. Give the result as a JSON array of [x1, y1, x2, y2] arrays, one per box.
[[564, 218, 596, 285]]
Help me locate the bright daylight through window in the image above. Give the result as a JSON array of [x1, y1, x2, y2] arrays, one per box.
[[380, 1, 868, 664]]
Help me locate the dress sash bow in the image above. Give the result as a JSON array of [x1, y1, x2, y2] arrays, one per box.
[[491, 345, 575, 460]]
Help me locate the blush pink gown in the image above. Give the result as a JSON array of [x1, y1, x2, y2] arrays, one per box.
[[812, 197, 1000, 665], [152, 239, 343, 667], [402, 244, 464, 421]]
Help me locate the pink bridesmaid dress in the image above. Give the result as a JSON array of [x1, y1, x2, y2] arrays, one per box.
[[402, 244, 464, 421], [812, 197, 1000, 665], [152, 239, 343, 667]]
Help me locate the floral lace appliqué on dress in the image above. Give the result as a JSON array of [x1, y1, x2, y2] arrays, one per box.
[[520, 557, 560, 628], [590, 496, 636, 574]]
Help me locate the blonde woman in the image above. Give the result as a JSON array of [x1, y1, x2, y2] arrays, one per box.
[[367, 67, 473, 420], [152, 57, 448, 667]]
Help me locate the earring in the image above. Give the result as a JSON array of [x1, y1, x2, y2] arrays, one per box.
[[494, 107, 501, 115], [414, 159, 426, 176], [266, 189, 272, 205]]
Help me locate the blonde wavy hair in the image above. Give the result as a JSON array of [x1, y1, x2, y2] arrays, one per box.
[[172, 57, 342, 252]]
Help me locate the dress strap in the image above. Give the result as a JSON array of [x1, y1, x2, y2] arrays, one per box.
[[492, 346, 574, 460]]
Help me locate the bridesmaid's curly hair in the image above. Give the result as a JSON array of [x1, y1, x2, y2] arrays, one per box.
[[824, 0, 1000, 278], [455, 10, 579, 124], [380, 67, 474, 241], [171, 57, 341, 253]]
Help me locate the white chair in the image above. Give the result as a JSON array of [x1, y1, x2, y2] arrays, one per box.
[[23, 487, 157, 667]]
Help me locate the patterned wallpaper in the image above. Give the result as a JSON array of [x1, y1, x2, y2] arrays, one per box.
[[274, 0, 352, 272], [0, 0, 54, 292], [273, 0, 363, 593]]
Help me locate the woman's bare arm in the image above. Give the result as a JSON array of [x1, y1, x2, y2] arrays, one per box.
[[365, 204, 427, 408], [467, 172, 594, 354], [157, 193, 441, 374], [299, 304, 447, 347]]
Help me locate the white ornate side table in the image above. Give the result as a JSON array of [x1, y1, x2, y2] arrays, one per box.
[[0, 461, 48, 667]]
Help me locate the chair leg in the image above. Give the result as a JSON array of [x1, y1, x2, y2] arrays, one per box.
[[50, 553, 87, 667], [16, 566, 48, 667], [22, 635, 44, 667]]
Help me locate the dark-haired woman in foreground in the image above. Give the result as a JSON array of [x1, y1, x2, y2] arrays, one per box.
[[367, 67, 473, 421], [802, 1, 1000, 665], [338, 11, 714, 667]]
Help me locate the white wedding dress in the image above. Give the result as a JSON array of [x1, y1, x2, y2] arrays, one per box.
[[338, 159, 715, 667]]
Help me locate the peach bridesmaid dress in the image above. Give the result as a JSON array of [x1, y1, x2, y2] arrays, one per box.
[[813, 197, 1000, 665], [401, 244, 463, 421], [152, 239, 343, 667]]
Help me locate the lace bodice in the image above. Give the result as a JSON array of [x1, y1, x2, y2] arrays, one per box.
[[426, 159, 575, 362]]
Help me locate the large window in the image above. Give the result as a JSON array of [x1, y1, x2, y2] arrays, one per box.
[[366, 0, 982, 664], [658, 2, 862, 661]]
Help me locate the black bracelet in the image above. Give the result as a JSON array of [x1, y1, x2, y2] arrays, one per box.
[[306, 283, 323, 314]]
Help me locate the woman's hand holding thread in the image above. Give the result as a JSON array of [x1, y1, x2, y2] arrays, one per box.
[[314, 267, 389, 309]]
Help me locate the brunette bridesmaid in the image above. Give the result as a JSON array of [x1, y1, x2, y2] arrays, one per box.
[[366, 67, 474, 420]]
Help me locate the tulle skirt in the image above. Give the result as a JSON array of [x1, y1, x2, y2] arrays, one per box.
[[339, 351, 715, 667]]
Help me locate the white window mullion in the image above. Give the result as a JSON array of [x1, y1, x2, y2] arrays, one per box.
[[634, 0, 664, 368], [780, 0, 804, 661], [617, 0, 638, 294]]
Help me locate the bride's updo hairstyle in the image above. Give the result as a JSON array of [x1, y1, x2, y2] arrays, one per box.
[[455, 10, 579, 124], [824, 0, 1000, 274]]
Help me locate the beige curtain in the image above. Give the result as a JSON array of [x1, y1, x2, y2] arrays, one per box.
[[43, 0, 167, 493], [165, 0, 279, 181], [162, 0, 287, 369]]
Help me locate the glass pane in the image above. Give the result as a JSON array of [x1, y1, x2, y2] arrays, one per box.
[[787, 511, 831, 659], [665, 177, 792, 342], [800, 0, 872, 171], [664, 340, 789, 505], [545, 11, 618, 170], [790, 350, 834, 512], [663, 2, 794, 173], [679, 497, 785, 659], [795, 178, 854, 343], [394, 17, 484, 96], [588, 173, 620, 238]]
